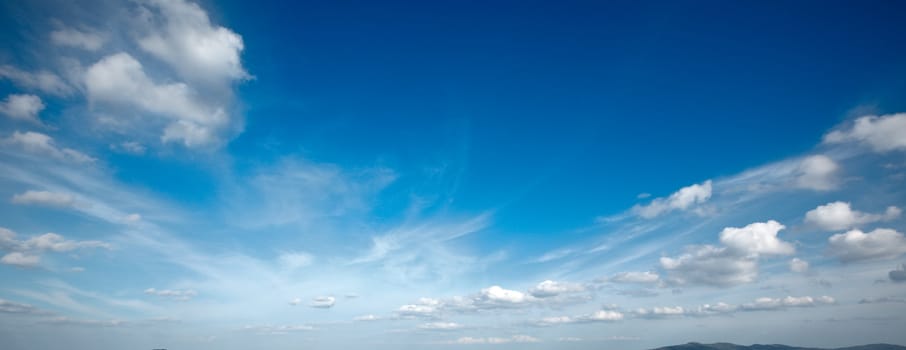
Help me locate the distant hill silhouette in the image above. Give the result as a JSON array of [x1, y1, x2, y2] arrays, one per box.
[[652, 343, 906, 350]]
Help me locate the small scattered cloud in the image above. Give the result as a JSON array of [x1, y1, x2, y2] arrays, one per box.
[[828, 228, 906, 263], [0, 227, 110, 268], [719, 220, 794, 256], [11, 190, 77, 208], [805, 201, 900, 231], [789, 258, 809, 273], [0, 65, 72, 97], [418, 322, 463, 331], [310, 296, 335, 308], [450, 335, 540, 345], [353, 314, 380, 321], [50, 27, 106, 51], [795, 155, 839, 191], [241, 324, 314, 335], [824, 113, 906, 152], [144, 288, 197, 301], [528, 280, 585, 298], [0, 94, 44, 124], [610, 271, 661, 284], [859, 296, 905, 304], [3, 131, 95, 163], [633, 180, 712, 218]]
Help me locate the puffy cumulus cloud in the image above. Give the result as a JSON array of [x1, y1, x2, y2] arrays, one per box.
[[84, 53, 227, 147], [451, 335, 540, 345], [660, 245, 758, 287], [633, 180, 712, 218], [805, 201, 900, 231], [719, 220, 794, 256], [610, 271, 661, 284], [3, 131, 95, 163], [144, 288, 197, 301], [795, 155, 839, 191], [11, 190, 76, 208], [828, 228, 906, 263], [50, 27, 106, 51], [309, 296, 335, 308], [739, 296, 835, 311], [789, 258, 809, 273], [418, 322, 464, 331], [0, 94, 44, 124], [824, 113, 906, 152], [135, 0, 249, 85], [889, 264, 906, 282], [528, 280, 585, 298], [473, 286, 531, 307], [0, 66, 72, 97]]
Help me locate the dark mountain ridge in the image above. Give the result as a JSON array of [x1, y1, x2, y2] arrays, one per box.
[[652, 343, 906, 350]]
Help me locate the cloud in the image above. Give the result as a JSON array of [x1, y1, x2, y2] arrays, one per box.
[[795, 155, 838, 191], [418, 322, 464, 331], [890, 264, 906, 282], [805, 201, 901, 231], [309, 296, 335, 308], [610, 271, 661, 284], [528, 280, 585, 298], [288, 298, 301, 306], [789, 258, 809, 273], [3, 131, 95, 163], [534, 309, 625, 326], [11, 190, 76, 208], [241, 324, 314, 335], [0, 65, 72, 97], [474, 286, 531, 306], [739, 296, 835, 311], [1, 252, 41, 268], [859, 296, 905, 304], [661, 245, 758, 287], [828, 228, 906, 263], [635, 306, 685, 318], [278, 252, 313, 270], [824, 113, 906, 152], [50, 27, 106, 50], [353, 314, 380, 321], [451, 335, 540, 344], [135, 0, 249, 84], [109, 141, 147, 155], [144, 288, 197, 301], [0, 94, 44, 124], [84, 52, 227, 147], [633, 180, 712, 218], [0, 299, 46, 314], [719, 220, 794, 256]]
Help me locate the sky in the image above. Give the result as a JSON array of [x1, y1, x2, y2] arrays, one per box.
[[1, 0, 906, 349]]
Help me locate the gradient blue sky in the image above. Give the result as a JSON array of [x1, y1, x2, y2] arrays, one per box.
[[1, 0, 906, 349]]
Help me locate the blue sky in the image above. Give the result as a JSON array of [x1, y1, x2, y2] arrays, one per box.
[[1, 0, 906, 349]]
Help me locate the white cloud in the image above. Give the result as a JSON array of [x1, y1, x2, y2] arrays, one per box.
[[241, 324, 314, 335], [475, 286, 530, 305], [718, 220, 794, 256], [795, 155, 838, 191], [805, 201, 900, 231], [288, 298, 301, 306], [11, 190, 76, 208], [0, 299, 44, 314], [3, 131, 95, 163], [84, 53, 227, 147], [789, 258, 809, 273], [0, 94, 44, 124], [535, 309, 624, 326], [144, 288, 197, 301], [110, 141, 147, 155], [610, 271, 661, 284], [633, 180, 712, 218], [452, 335, 540, 345], [50, 27, 106, 51], [0, 65, 72, 96], [740, 296, 835, 311], [824, 113, 906, 152], [1, 252, 41, 268], [136, 0, 249, 84], [419, 322, 463, 330], [353, 314, 380, 321], [528, 280, 585, 298], [309, 296, 335, 308], [660, 245, 758, 287], [636, 306, 685, 318], [828, 228, 906, 263]]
